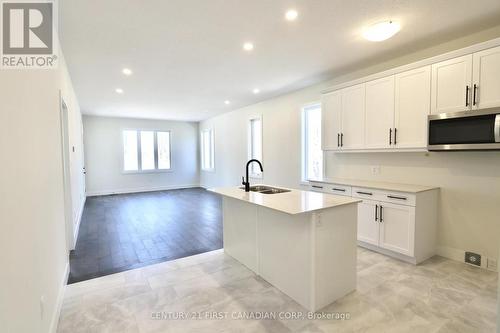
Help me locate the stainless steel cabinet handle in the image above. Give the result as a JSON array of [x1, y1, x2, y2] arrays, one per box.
[[341, 133, 344, 147], [387, 195, 407, 200], [312, 185, 323, 189], [337, 133, 340, 147], [394, 128, 397, 145], [357, 191, 372, 195], [375, 204, 378, 221], [332, 188, 346, 192], [389, 128, 392, 145], [380, 205, 383, 222], [465, 85, 470, 106]]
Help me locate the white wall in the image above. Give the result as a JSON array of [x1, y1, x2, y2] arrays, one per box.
[[83, 116, 199, 195], [200, 25, 500, 266], [0, 50, 85, 332]]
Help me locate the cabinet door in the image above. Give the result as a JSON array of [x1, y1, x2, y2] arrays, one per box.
[[394, 66, 431, 149], [473, 46, 500, 109], [357, 199, 379, 246], [431, 55, 472, 114], [341, 84, 365, 150], [365, 76, 395, 149], [378, 203, 415, 257], [321, 91, 342, 151]]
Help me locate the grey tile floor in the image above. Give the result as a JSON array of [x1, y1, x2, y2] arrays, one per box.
[[58, 247, 498, 332], [68, 188, 222, 284]]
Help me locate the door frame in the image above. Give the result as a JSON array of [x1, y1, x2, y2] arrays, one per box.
[[59, 91, 75, 252]]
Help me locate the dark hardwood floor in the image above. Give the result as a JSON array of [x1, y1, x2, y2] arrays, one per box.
[[68, 188, 222, 284]]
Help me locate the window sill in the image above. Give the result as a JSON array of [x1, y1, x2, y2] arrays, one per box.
[[122, 169, 174, 175]]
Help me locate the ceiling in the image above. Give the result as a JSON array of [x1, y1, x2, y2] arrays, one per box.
[[60, 0, 500, 122]]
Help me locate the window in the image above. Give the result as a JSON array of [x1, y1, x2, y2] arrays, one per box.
[[200, 129, 214, 171], [248, 116, 263, 177], [302, 104, 323, 181], [122, 130, 171, 172]]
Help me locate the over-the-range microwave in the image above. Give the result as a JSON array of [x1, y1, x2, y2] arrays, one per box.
[[428, 108, 500, 151]]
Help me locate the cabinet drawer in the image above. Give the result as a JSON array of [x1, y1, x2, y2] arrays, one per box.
[[327, 184, 352, 196], [352, 187, 416, 206], [309, 182, 328, 193], [381, 191, 416, 206]]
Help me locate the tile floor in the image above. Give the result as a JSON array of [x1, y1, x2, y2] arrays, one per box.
[[69, 188, 222, 283], [58, 247, 498, 332]]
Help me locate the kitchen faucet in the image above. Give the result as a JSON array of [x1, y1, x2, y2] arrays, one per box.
[[242, 159, 263, 192]]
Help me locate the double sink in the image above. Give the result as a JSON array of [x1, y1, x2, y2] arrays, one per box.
[[240, 185, 291, 195]]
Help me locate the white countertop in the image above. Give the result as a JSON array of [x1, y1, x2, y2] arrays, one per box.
[[209, 185, 360, 215], [308, 177, 438, 193]]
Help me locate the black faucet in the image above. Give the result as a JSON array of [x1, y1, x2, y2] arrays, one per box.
[[242, 159, 263, 192]]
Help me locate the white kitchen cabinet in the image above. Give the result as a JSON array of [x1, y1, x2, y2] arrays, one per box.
[[472, 45, 500, 110], [365, 76, 395, 149], [309, 179, 438, 264], [357, 199, 379, 246], [394, 66, 431, 148], [378, 203, 415, 257], [431, 54, 473, 114], [341, 84, 365, 150], [321, 90, 342, 151]]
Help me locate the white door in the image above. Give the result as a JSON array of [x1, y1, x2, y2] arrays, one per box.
[[394, 66, 431, 149], [341, 83, 365, 150], [431, 54, 473, 114], [472, 46, 500, 110], [357, 199, 379, 246], [321, 90, 342, 151], [378, 203, 415, 257], [365, 76, 395, 149]]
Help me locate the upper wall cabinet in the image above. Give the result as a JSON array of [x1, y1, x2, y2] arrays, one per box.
[[321, 90, 342, 151], [472, 45, 500, 109], [365, 76, 395, 149], [431, 55, 472, 114], [394, 66, 431, 149], [341, 84, 366, 150], [321, 83, 365, 151]]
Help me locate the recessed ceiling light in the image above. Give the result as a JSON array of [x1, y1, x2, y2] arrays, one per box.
[[115, 88, 124, 94], [285, 9, 298, 21], [362, 21, 400, 42], [224, 100, 230, 105], [243, 42, 254, 51], [122, 68, 132, 76], [252, 88, 260, 94]]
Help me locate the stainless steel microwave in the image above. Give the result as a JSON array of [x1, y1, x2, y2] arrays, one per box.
[[428, 109, 500, 151]]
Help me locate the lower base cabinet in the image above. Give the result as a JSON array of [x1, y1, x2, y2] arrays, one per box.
[[310, 181, 438, 264]]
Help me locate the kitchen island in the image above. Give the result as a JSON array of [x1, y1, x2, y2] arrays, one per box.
[[209, 185, 360, 312]]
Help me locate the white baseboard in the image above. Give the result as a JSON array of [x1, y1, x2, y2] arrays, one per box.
[[72, 196, 86, 250], [49, 262, 69, 333], [437, 246, 497, 272], [86, 184, 200, 197]]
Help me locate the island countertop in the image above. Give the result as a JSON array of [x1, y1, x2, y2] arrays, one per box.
[[208, 185, 360, 215]]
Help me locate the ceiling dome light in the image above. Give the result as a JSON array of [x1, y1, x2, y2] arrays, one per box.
[[363, 21, 400, 42], [115, 88, 124, 94], [285, 9, 298, 21], [243, 42, 254, 51], [224, 100, 230, 105], [252, 88, 260, 94], [122, 68, 132, 76]]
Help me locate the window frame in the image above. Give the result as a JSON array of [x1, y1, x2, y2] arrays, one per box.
[[247, 115, 263, 179], [301, 102, 323, 183], [200, 128, 215, 172], [121, 128, 172, 174]]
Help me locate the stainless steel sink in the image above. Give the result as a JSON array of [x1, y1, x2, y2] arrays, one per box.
[[239, 185, 291, 194]]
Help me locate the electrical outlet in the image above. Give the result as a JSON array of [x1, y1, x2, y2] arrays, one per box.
[[487, 258, 497, 271], [371, 166, 381, 175], [465, 252, 481, 267]]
